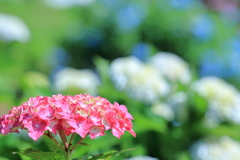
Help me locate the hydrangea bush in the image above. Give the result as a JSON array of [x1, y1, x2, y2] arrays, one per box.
[[0, 94, 136, 160]]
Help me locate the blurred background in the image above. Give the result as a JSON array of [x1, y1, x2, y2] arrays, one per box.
[[1, 0, 240, 159]]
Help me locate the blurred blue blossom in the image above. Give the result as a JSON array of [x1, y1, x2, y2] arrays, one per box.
[[84, 31, 103, 47], [75, 28, 103, 47], [100, 0, 122, 10], [229, 52, 240, 77], [48, 47, 70, 67], [48, 47, 71, 83], [200, 52, 240, 78], [199, 51, 225, 77], [230, 38, 240, 53], [228, 38, 240, 77], [191, 15, 214, 41], [131, 43, 150, 62], [116, 3, 146, 31], [169, 0, 194, 9]]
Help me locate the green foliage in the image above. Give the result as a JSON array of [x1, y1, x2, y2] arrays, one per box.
[[76, 148, 135, 160], [13, 148, 64, 160]]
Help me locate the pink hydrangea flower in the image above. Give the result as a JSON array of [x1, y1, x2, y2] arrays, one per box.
[[0, 94, 136, 141]]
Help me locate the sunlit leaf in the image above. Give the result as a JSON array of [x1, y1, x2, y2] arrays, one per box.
[[13, 148, 63, 160], [78, 148, 135, 160]]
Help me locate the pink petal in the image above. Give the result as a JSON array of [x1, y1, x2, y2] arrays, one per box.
[[89, 125, 105, 139]]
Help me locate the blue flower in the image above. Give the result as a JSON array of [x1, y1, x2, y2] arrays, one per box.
[[84, 31, 103, 47], [231, 38, 240, 53], [48, 47, 70, 67], [199, 51, 225, 77], [169, 0, 194, 9], [100, 0, 122, 10], [131, 43, 150, 62], [191, 15, 214, 41], [116, 3, 146, 31], [228, 38, 240, 77], [229, 52, 240, 76], [76, 28, 103, 47]]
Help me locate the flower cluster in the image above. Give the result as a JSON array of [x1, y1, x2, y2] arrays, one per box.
[[109, 56, 170, 103], [148, 52, 192, 84], [0, 94, 136, 141], [192, 76, 240, 124], [0, 13, 30, 43], [191, 136, 240, 160], [109, 52, 192, 104]]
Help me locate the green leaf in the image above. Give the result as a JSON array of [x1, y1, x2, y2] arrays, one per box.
[[13, 148, 64, 160], [0, 156, 9, 160], [134, 113, 167, 134], [78, 148, 135, 160], [48, 145, 61, 152], [70, 143, 90, 151]]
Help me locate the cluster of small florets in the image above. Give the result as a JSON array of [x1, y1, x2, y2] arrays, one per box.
[[0, 94, 136, 141]]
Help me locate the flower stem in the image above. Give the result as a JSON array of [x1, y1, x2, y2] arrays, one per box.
[[44, 131, 67, 157], [57, 130, 73, 160], [68, 133, 76, 148], [58, 130, 68, 149], [64, 148, 72, 160], [70, 136, 86, 153]]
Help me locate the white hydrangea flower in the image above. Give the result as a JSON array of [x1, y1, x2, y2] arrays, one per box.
[[0, 13, 30, 43], [53, 67, 99, 96], [147, 52, 192, 84], [109, 56, 143, 91], [167, 92, 188, 106], [192, 76, 240, 124], [44, 0, 94, 8], [151, 102, 174, 121], [125, 156, 159, 160], [109, 56, 170, 104], [191, 136, 240, 160], [127, 65, 170, 103]]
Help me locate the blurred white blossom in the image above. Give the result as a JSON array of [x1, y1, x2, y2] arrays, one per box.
[[109, 56, 170, 103], [125, 156, 159, 160], [109, 56, 143, 91], [44, 0, 95, 8], [53, 67, 99, 96], [168, 92, 188, 106], [191, 136, 240, 160], [0, 13, 30, 43], [192, 76, 240, 124], [151, 102, 174, 121], [148, 52, 192, 84]]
